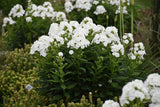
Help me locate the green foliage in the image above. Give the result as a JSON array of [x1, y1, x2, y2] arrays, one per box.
[[2, 44, 37, 72], [0, 0, 28, 16], [0, 44, 46, 106]]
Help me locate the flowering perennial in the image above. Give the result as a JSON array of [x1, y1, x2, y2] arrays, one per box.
[[64, 0, 130, 14], [103, 73, 160, 107], [3, 1, 67, 27], [119, 79, 149, 106], [30, 17, 145, 60]]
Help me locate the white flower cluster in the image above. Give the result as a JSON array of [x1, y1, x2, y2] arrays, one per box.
[[102, 100, 120, 107], [30, 17, 144, 59], [103, 73, 160, 106], [9, 4, 25, 17], [3, 1, 67, 27], [74, 0, 92, 12], [94, 5, 106, 15], [2, 17, 16, 27], [144, 73, 160, 106], [64, 0, 106, 15], [111, 43, 124, 57], [122, 33, 134, 44], [108, 0, 130, 14], [26, 17, 32, 22], [128, 42, 146, 60], [120, 79, 149, 106], [26, 1, 67, 20], [65, 1, 74, 13], [30, 35, 53, 57]]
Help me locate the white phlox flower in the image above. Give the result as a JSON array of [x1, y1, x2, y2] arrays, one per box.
[[91, 33, 109, 46], [59, 21, 73, 34], [9, 4, 25, 17], [108, 0, 130, 14], [93, 0, 99, 5], [30, 35, 53, 57], [128, 42, 146, 60], [69, 50, 74, 55], [53, 12, 67, 21], [2, 17, 16, 27], [105, 26, 120, 43], [67, 28, 90, 49], [102, 100, 120, 107], [58, 52, 63, 57], [26, 17, 32, 22], [94, 5, 106, 15], [69, 21, 80, 30], [122, 33, 134, 44], [150, 88, 160, 103], [144, 73, 160, 89], [65, 1, 74, 13], [26, 2, 67, 21], [74, 0, 92, 12], [144, 73, 160, 106], [120, 79, 149, 106], [111, 42, 124, 57]]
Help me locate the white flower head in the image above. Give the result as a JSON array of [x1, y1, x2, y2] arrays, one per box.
[[26, 17, 32, 22], [111, 43, 124, 57], [9, 4, 25, 17], [102, 100, 120, 107], [2, 17, 16, 27], [65, 1, 74, 13], [94, 5, 106, 15], [120, 79, 149, 106], [74, 0, 92, 12], [122, 33, 134, 44], [58, 52, 63, 57], [69, 50, 74, 55], [30, 35, 53, 57], [144, 73, 160, 90]]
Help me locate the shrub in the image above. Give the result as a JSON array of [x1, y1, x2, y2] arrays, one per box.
[[2, 44, 37, 72], [0, 44, 46, 106], [30, 17, 151, 103]]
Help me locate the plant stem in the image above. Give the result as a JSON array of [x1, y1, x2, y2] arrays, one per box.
[[131, 1, 134, 35], [122, 9, 124, 36]]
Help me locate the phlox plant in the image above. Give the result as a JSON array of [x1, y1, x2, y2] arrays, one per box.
[[2, 0, 67, 49], [102, 73, 160, 107], [30, 17, 150, 104], [64, 0, 139, 31]]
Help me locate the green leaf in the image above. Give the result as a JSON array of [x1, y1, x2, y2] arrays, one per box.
[[67, 83, 77, 89], [111, 82, 121, 89], [80, 67, 86, 72], [61, 84, 66, 90]]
